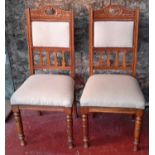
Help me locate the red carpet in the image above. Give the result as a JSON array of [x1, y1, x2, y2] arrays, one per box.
[[6, 110, 148, 155]]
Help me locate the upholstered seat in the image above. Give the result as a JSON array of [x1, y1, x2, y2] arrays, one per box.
[[80, 74, 145, 109], [11, 74, 74, 107]]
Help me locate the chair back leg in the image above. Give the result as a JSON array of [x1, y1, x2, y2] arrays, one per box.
[[12, 107, 25, 146], [73, 101, 78, 118]]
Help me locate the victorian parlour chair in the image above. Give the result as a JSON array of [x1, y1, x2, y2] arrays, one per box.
[[80, 5, 145, 151], [10, 6, 75, 149]]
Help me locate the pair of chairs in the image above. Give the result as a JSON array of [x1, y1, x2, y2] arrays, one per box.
[[10, 5, 145, 151]]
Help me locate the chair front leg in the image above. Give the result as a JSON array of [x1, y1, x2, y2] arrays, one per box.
[[82, 114, 89, 148], [12, 107, 25, 146], [66, 114, 73, 149], [133, 110, 144, 151]]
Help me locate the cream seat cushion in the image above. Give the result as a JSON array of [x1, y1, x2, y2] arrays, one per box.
[[11, 74, 74, 107], [80, 74, 145, 109]]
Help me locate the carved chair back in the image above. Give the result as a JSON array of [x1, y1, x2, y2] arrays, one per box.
[[89, 5, 139, 77], [26, 6, 75, 78]]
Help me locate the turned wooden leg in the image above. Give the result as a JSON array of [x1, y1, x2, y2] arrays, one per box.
[[73, 92, 78, 118], [13, 108, 25, 146], [73, 102, 78, 118], [66, 114, 73, 149], [82, 114, 89, 148], [133, 111, 144, 151]]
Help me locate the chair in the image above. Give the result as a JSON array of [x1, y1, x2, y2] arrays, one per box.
[[10, 6, 75, 149], [80, 5, 145, 151]]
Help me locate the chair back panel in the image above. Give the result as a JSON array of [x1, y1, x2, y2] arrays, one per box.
[[26, 6, 75, 78], [94, 21, 134, 47], [32, 21, 69, 47], [89, 5, 139, 77]]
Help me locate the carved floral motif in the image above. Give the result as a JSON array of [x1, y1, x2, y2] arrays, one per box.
[[94, 5, 135, 17], [31, 6, 71, 17]]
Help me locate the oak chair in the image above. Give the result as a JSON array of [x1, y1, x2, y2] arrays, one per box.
[[80, 5, 145, 151], [10, 6, 75, 149]]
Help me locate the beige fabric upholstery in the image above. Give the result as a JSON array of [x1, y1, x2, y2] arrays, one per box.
[[11, 74, 74, 107], [32, 22, 69, 47], [94, 21, 134, 47], [80, 74, 145, 109]]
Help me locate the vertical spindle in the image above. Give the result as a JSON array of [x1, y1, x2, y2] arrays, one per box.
[[40, 49, 43, 65], [62, 52, 66, 67], [115, 49, 119, 67], [54, 52, 58, 66], [123, 49, 127, 68], [47, 50, 51, 66], [98, 51, 102, 66], [107, 49, 110, 67]]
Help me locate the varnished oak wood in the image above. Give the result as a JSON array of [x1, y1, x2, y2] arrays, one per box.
[[81, 5, 144, 151], [73, 91, 78, 118], [134, 110, 144, 151], [66, 115, 74, 149], [12, 6, 75, 149], [12, 107, 25, 146], [82, 114, 89, 148]]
